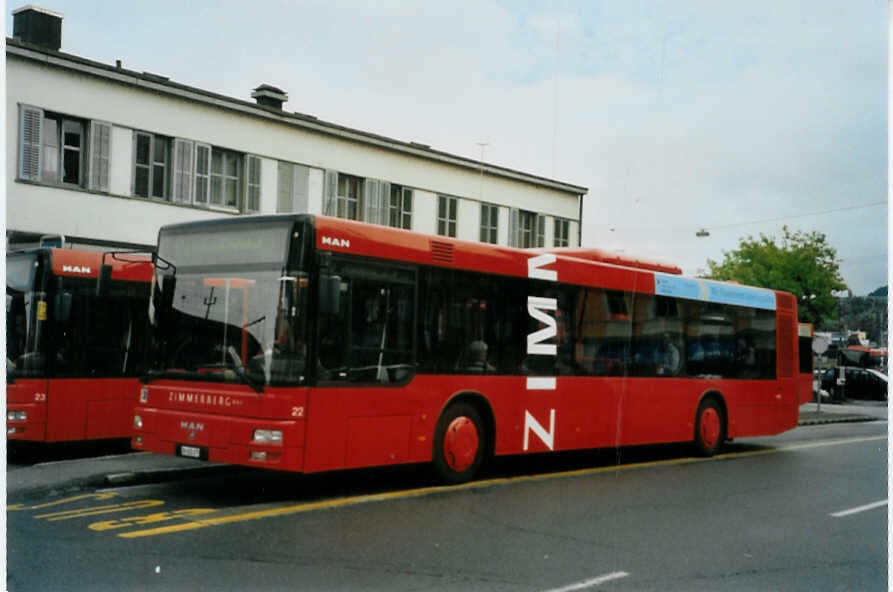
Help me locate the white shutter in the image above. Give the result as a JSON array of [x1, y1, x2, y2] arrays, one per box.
[[293, 164, 309, 213], [381, 182, 392, 226], [89, 121, 111, 191], [194, 143, 211, 204], [245, 154, 261, 212], [363, 179, 382, 224], [509, 208, 520, 247], [172, 138, 194, 204], [19, 105, 43, 181], [277, 161, 294, 212], [324, 170, 338, 215]]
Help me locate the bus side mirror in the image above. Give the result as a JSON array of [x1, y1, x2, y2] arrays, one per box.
[[54, 291, 72, 323], [319, 275, 341, 315], [96, 264, 113, 297]]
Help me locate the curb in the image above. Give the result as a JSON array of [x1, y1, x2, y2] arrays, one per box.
[[798, 415, 878, 426], [9, 463, 231, 500]]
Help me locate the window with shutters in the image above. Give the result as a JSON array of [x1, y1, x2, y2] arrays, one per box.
[[437, 195, 457, 237], [133, 132, 171, 199], [19, 106, 95, 188], [480, 203, 498, 244], [388, 185, 412, 229]]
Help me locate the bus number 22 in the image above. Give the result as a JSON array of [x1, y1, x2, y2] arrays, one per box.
[[291, 406, 305, 418]]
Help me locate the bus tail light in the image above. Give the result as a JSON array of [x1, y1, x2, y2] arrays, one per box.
[[7, 411, 27, 421], [133, 414, 143, 429], [250, 451, 267, 461], [252, 429, 282, 443]]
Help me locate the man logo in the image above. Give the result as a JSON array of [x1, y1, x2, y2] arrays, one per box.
[[62, 265, 91, 274], [321, 236, 350, 248]]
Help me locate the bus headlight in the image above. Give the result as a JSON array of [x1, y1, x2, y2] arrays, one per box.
[[7, 411, 26, 421], [252, 429, 282, 443], [133, 414, 143, 429]]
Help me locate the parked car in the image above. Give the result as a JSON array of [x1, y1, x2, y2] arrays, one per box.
[[820, 366, 888, 401]]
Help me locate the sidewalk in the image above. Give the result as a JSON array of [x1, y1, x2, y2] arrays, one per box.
[[798, 401, 886, 426], [7, 450, 228, 499]]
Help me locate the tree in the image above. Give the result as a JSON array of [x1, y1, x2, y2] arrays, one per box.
[[704, 226, 846, 325]]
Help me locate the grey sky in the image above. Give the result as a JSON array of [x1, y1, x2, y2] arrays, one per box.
[[9, 0, 887, 294]]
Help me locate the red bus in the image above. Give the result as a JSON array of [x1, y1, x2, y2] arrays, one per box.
[[7, 248, 152, 442], [133, 215, 801, 483]]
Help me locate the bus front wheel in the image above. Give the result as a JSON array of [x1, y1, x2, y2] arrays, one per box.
[[433, 402, 485, 485], [694, 398, 726, 457]]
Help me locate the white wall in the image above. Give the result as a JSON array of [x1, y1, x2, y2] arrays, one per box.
[[109, 125, 132, 196], [413, 190, 437, 235], [456, 198, 479, 242], [258, 157, 278, 215]]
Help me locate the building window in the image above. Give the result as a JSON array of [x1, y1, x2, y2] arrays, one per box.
[[18, 105, 109, 191], [480, 204, 498, 244], [134, 132, 170, 199], [336, 174, 363, 220], [554, 218, 569, 247], [437, 195, 457, 238], [519, 210, 544, 248], [60, 120, 85, 186], [210, 148, 241, 209], [389, 185, 412, 229]]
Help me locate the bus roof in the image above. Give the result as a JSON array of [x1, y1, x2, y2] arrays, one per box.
[[157, 214, 790, 311]]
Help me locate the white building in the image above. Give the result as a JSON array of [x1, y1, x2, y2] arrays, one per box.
[[7, 6, 587, 252]]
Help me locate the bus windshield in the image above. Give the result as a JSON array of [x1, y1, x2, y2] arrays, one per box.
[[148, 221, 307, 388], [7, 253, 46, 378]]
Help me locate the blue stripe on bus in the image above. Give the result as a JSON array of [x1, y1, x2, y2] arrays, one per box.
[[653, 273, 777, 311]]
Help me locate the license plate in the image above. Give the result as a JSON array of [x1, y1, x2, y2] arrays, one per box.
[[178, 444, 204, 459]]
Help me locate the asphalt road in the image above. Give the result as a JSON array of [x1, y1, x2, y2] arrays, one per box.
[[7, 419, 887, 591]]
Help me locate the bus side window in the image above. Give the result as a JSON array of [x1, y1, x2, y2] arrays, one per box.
[[318, 262, 415, 384]]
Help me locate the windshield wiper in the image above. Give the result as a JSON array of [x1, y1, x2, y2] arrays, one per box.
[[226, 346, 263, 393]]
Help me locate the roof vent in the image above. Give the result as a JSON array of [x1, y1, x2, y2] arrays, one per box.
[[252, 84, 288, 110], [12, 5, 63, 51], [430, 240, 454, 263]]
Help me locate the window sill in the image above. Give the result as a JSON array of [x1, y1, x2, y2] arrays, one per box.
[[14, 178, 247, 215]]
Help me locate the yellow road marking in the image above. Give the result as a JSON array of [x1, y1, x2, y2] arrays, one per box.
[[90, 508, 215, 531], [119, 434, 886, 539], [36, 500, 163, 521], [8, 492, 118, 512]]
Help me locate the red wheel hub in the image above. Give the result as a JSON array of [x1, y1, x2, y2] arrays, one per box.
[[699, 407, 720, 449], [443, 416, 479, 472]]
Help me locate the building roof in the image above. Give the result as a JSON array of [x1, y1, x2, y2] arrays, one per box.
[[7, 37, 589, 197]]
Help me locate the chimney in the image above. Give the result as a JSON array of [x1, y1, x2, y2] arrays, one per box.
[[251, 84, 288, 110], [12, 5, 63, 51]]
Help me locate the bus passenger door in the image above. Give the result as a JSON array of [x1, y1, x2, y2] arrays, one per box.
[[306, 260, 417, 472]]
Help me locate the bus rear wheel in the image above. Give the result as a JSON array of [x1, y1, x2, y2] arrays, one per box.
[[694, 398, 725, 457], [433, 402, 486, 485]]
